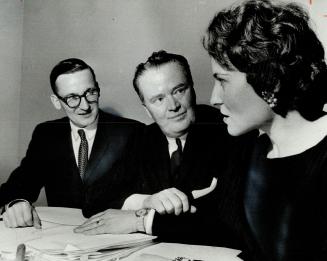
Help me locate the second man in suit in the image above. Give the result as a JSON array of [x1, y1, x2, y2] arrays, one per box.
[[75, 51, 233, 246]]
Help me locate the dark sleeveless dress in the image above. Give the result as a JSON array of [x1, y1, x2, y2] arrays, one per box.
[[243, 134, 327, 261]]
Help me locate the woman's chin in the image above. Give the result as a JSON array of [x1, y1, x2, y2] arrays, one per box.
[[226, 124, 247, 137]]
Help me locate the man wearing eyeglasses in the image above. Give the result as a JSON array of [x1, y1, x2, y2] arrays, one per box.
[[0, 58, 142, 228]]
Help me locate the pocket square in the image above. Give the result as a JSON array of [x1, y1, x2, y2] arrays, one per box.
[[192, 177, 217, 199]]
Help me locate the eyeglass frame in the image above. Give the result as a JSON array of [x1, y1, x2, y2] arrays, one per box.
[[56, 86, 100, 109]]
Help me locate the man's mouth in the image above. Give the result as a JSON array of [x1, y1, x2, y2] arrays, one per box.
[[78, 111, 92, 116], [78, 108, 92, 116], [169, 112, 186, 120]]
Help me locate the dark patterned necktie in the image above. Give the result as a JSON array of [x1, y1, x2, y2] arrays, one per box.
[[78, 129, 88, 179], [170, 138, 183, 181]]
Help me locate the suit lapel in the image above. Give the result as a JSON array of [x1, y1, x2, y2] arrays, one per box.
[[56, 118, 81, 180], [83, 112, 112, 185], [148, 125, 172, 188], [176, 127, 195, 186], [58, 118, 77, 167]]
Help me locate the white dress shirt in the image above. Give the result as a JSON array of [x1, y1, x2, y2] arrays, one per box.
[[70, 120, 98, 165]]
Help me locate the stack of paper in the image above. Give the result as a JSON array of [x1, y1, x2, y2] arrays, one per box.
[[26, 226, 155, 261], [0, 207, 156, 261]]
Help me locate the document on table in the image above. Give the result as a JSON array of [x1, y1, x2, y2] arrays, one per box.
[[127, 243, 243, 261], [0, 207, 156, 261]]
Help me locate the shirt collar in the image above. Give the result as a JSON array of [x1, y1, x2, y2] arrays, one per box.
[[70, 117, 98, 141], [166, 133, 187, 150]]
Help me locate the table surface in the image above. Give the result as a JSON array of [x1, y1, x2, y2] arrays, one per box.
[[0, 207, 242, 261]]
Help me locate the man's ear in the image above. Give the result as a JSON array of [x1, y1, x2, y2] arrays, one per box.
[[143, 104, 153, 119], [50, 94, 62, 110]]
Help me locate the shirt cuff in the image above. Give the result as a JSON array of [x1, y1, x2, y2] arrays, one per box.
[[144, 208, 155, 235], [192, 177, 217, 199], [5, 199, 30, 211], [121, 194, 150, 210]]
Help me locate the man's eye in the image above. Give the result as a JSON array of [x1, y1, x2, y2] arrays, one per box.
[[66, 96, 80, 101], [176, 87, 186, 94], [151, 97, 164, 104], [87, 89, 98, 95]]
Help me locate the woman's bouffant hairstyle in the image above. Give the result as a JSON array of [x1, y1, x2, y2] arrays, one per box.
[[203, 0, 327, 120]]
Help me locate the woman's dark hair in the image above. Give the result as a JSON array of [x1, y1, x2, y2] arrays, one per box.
[[203, 0, 327, 120]]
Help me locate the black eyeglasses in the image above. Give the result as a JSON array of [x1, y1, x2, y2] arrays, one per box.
[[56, 87, 100, 109]]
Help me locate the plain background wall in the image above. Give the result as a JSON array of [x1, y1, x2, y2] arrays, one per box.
[[1, 0, 326, 205], [0, 0, 23, 183], [19, 0, 227, 156]]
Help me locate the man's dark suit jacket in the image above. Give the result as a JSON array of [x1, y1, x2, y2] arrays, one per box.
[[83, 105, 236, 246], [0, 110, 143, 209]]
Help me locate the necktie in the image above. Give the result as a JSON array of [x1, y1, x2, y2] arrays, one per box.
[[170, 138, 183, 181], [78, 129, 88, 179]]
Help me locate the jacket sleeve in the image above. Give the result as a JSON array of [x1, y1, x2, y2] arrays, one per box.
[[0, 124, 47, 206], [151, 189, 241, 248]]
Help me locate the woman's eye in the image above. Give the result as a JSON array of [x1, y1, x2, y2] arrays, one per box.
[[218, 78, 226, 83]]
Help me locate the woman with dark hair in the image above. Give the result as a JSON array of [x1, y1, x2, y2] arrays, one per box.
[[203, 0, 327, 260]]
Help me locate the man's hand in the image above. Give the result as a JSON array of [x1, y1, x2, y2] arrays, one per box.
[[142, 188, 196, 215], [3, 201, 41, 229], [74, 209, 138, 235]]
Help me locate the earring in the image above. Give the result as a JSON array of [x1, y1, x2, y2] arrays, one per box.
[[262, 91, 277, 108]]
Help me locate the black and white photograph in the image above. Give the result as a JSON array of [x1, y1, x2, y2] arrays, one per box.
[[0, 0, 326, 260]]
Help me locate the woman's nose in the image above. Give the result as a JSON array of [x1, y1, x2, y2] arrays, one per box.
[[210, 84, 223, 108]]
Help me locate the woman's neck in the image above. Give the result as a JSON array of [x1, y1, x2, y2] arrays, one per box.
[[260, 111, 327, 158]]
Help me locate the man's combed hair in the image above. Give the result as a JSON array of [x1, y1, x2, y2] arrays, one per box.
[[203, 0, 327, 120], [50, 58, 97, 94], [133, 50, 194, 103]]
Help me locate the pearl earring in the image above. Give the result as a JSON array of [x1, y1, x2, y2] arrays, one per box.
[[262, 91, 277, 108]]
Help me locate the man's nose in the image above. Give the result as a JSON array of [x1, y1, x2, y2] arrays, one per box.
[[167, 95, 180, 111], [79, 96, 90, 110], [210, 84, 223, 108]]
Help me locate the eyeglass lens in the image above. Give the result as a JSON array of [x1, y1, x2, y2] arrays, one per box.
[[66, 89, 99, 108]]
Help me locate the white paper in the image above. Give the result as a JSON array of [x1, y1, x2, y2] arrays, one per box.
[[127, 243, 243, 261], [0, 207, 156, 261]]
